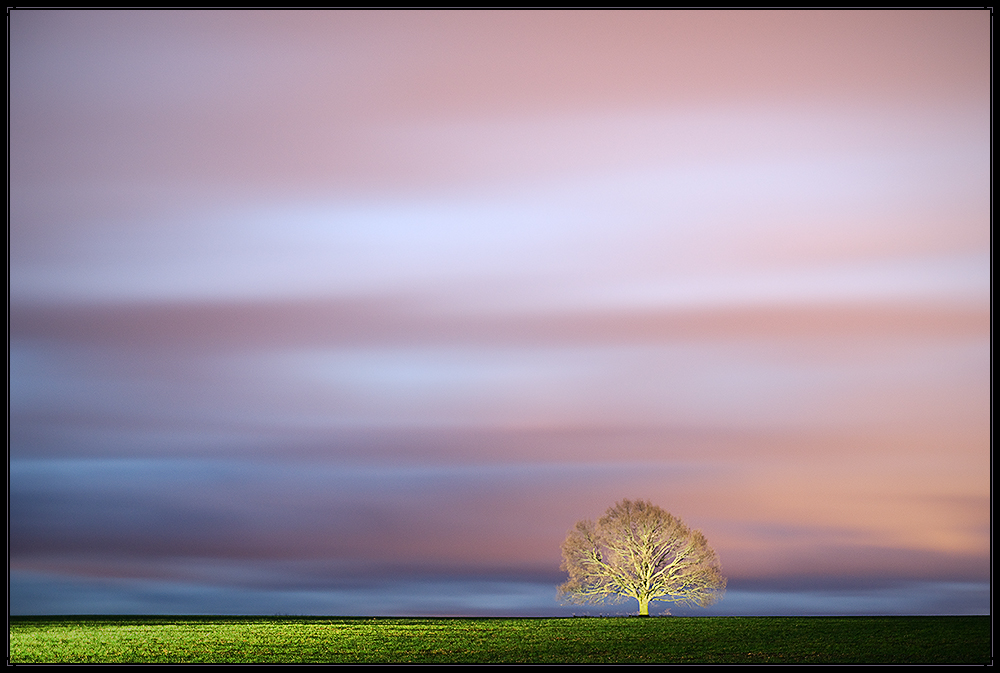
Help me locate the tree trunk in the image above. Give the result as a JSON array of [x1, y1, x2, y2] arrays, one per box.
[[638, 597, 649, 616]]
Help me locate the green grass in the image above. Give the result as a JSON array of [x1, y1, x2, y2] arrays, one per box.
[[9, 615, 990, 664]]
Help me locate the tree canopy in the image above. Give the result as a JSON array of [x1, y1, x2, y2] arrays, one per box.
[[558, 499, 726, 616]]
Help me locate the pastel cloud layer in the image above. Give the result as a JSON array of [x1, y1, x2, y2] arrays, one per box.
[[10, 10, 989, 615]]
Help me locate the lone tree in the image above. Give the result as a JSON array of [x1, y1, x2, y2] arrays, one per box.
[[558, 499, 726, 616]]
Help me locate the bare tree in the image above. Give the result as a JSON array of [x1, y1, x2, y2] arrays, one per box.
[[558, 499, 726, 616]]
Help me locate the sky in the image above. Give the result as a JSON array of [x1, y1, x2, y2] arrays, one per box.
[[9, 9, 990, 617]]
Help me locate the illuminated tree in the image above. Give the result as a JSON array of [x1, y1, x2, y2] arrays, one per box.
[[558, 499, 726, 616]]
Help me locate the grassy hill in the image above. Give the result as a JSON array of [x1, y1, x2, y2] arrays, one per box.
[[9, 615, 990, 664]]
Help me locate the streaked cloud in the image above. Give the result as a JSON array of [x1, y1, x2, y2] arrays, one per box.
[[9, 9, 988, 616]]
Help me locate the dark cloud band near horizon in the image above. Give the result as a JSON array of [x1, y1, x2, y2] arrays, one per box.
[[10, 9, 989, 616]]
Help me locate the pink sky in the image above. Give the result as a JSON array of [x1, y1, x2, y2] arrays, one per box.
[[10, 10, 989, 616]]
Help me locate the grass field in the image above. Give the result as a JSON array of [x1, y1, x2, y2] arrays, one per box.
[[9, 615, 990, 664]]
